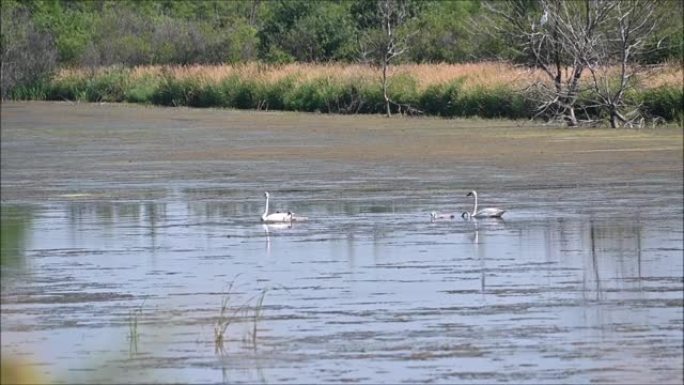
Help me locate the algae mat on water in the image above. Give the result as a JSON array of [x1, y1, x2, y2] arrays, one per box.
[[1, 101, 681, 202]]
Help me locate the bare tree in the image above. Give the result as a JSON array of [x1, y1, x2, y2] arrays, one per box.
[[585, 0, 658, 128], [359, 0, 418, 117], [486, 0, 662, 127]]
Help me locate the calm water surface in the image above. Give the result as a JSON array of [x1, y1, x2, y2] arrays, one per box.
[[1, 103, 682, 384]]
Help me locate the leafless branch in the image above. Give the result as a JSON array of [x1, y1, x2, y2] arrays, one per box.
[[486, 0, 662, 127]]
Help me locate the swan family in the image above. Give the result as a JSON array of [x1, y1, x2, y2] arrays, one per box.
[[261, 190, 504, 223], [433, 190, 505, 220]]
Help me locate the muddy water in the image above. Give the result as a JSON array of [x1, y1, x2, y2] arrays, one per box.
[[1, 102, 682, 384]]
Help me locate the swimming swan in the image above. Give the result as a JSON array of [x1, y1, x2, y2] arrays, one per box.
[[463, 190, 505, 218], [261, 192, 307, 223]]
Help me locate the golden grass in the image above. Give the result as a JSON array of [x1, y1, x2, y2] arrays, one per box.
[[635, 62, 683, 89], [56, 62, 682, 91], [393, 62, 547, 90]]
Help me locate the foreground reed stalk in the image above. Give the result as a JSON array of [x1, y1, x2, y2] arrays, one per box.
[[127, 300, 145, 356], [251, 289, 267, 351], [214, 279, 241, 355]]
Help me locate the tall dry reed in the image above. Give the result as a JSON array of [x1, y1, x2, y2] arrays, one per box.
[[58, 62, 680, 90], [44, 62, 682, 121]]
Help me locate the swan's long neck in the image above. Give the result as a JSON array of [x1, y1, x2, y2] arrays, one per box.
[[471, 191, 478, 215], [262, 195, 269, 218]]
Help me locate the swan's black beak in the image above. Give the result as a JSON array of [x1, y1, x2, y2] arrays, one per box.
[[466, 192, 472, 197]]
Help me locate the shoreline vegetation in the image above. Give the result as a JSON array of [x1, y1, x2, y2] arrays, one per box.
[[2, 0, 682, 125], [10, 62, 683, 124]]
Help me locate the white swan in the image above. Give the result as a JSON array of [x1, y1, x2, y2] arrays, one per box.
[[463, 190, 505, 218], [260, 192, 307, 223]]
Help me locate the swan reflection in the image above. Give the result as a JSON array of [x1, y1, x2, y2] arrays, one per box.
[[262, 222, 293, 253]]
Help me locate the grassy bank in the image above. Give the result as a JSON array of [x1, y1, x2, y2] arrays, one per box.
[[10, 62, 683, 122]]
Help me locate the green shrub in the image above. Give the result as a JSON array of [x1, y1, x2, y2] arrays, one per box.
[[255, 76, 293, 111], [356, 82, 384, 114], [151, 75, 195, 106], [84, 67, 130, 102], [418, 79, 463, 116], [190, 83, 223, 108], [215, 75, 254, 109], [641, 86, 683, 122], [334, 83, 366, 114], [284, 80, 321, 112], [233, 80, 258, 109], [10, 79, 51, 100], [124, 75, 159, 104], [47, 75, 88, 101], [457, 85, 530, 119], [387, 74, 419, 109], [319, 78, 356, 113], [284, 77, 347, 112]]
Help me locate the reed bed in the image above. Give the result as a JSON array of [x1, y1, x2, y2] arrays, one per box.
[[34, 62, 683, 121], [55, 62, 541, 90]]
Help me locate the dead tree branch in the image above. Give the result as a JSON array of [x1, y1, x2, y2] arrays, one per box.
[[486, 0, 661, 127]]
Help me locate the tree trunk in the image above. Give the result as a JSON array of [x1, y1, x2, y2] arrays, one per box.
[[610, 113, 619, 128], [566, 107, 578, 127], [610, 108, 627, 128], [249, 0, 260, 27], [383, 58, 391, 117]]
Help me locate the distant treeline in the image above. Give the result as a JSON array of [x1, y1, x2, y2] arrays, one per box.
[[2, 2, 682, 67], [3, 0, 682, 66]]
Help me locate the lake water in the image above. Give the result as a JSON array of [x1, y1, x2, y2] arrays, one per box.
[[1, 102, 682, 384]]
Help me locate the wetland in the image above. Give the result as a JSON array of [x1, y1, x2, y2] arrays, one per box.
[[1, 102, 682, 384]]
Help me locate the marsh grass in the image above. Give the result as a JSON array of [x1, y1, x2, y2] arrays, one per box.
[[640, 86, 684, 123], [213, 278, 242, 355], [249, 289, 268, 351], [31, 63, 684, 121], [213, 277, 274, 355], [127, 299, 145, 355]]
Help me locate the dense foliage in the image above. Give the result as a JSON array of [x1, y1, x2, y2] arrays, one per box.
[[3, 0, 681, 66]]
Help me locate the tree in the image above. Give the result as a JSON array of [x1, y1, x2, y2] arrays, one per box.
[[637, 0, 683, 64], [257, 0, 314, 63], [1, 1, 58, 99], [409, 0, 483, 63], [586, 0, 660, 127], [280, 2, 357, 62], [357, 0, 419, 117], [486, 0, 664, 127]]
